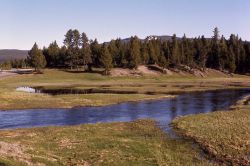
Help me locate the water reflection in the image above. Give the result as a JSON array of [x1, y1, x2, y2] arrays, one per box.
[[0, 89, 249, 130]]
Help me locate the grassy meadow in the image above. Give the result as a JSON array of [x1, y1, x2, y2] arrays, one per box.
[[0, 120, 213, 166]]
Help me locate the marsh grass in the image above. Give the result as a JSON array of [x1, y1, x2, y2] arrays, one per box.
[[0, 120, 213, 166], [172, 104, 250, 165]]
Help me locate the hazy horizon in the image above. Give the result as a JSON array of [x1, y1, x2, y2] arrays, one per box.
[[1, 0, 250, 50]]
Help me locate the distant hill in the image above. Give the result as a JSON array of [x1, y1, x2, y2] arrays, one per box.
[[0, 49, 28, 63]]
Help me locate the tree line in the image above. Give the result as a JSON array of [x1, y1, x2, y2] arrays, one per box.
[[3, 28, 250, 74]]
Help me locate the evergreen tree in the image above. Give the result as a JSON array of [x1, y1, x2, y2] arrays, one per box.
[[23, 29, 250, 75], [148, 41, 158, 64], [63, 29, 81, 69], [140, 42, 149, 64], [63, 29, 74, 48], [120, 42, 129, 67], [161, 41, 170, 64], [244, 43, 250, 72], [100, 44, 113, 75], [128, 36, 141, 69], [238, 39, 246, 73], [108, 40, 118, 66], [45, 41, 60, 67], [158, 51, 168, 70], [115, 39, 126, 67], [59, 46, 67, 67], [80, 32, 92, 71], [170, 34, 180, 66], [219, 36, 228, 70], [27, 43, 47, 72], [199, 36, 209, 70], [207, 27, 220, 69], [90, 39, 101, 67], [227, 46, 236, 73]]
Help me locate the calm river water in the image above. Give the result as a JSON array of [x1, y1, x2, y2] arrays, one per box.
[[0, 89, 249, 130]]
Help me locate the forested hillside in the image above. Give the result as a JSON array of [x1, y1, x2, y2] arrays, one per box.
[[0, 49, 28, 63]]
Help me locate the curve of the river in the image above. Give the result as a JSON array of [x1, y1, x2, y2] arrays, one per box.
[[0, 89, 249, 130]]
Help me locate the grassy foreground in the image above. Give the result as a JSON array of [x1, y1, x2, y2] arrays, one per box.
[[172, 98, 250, 165], [0, 120, 213, 166], [0, 69, 250, 110]]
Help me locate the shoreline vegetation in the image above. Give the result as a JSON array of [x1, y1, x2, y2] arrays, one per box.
[[172, 95, 250, 165], [0, 94, 249, 165], [0, 69, 250, 110]]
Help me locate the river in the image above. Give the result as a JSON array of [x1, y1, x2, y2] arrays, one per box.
[[0, 89, 249, 130]]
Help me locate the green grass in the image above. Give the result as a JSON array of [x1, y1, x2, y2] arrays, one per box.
[[0, 69, 250, 110], [0, 120, 213, 166], [172, 108, 250, 165]]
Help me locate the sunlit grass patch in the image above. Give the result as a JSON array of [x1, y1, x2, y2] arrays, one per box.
[[172, 109, 250, 165], [0, 120, 212, 166]]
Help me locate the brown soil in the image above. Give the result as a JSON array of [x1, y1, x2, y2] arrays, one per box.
[[110, 65, 232, 77]]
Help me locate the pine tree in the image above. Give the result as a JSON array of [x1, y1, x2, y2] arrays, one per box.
[[100, 44, 113, 75], [63, 29, 72, 47], [207, 27, 220, 69], [238, 39, 246, 73], [140, 42, 149, 64], [27, 43, 47, 72], [80, 32, 92, 71], [115, 39, 125, 67], [59, 46, 67, 67], [161, 41, 170, 65], [170, 34, 180, 66], [90, 39, 101, 67], [219, 36, 228, 71], [128, 36, 141, 69], [63, 29, 81, 69], [22, 29, 250, 74], [158, 51, 168, 70], [108, 40, 118, 66], [45, 41, 60, 67], [199, 36, 208, 70], [227, 46, 236, 73], [244, 43, 250, 72]]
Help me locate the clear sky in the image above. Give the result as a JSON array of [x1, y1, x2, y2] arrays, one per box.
[[1, 0, 250, 49]]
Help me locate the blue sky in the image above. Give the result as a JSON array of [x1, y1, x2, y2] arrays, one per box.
[[1, 0, 250, 49]]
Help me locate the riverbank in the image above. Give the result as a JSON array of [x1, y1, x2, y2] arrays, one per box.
[[0, 69, 250, 110], [0, 99, 249, 165], [0, 120, 212, 166], [172, 95, 250, 165], [0, 70, 250, 165]]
